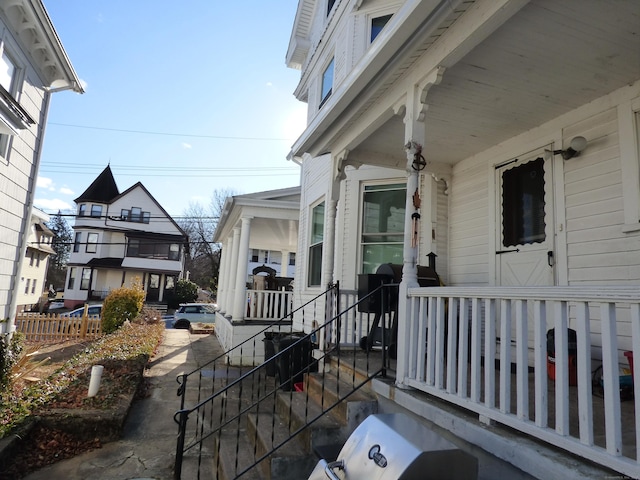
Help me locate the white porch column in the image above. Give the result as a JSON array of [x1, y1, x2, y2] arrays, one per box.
[[396, 67, 444, 387], [232, 217, 252, 320], [280, 250, 290, 277], [217, 239, 229, 306], [226, 228, 241, 317], [320, 161, 342, 290]]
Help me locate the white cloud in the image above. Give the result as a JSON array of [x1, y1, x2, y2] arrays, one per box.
[[37, 176, 53, 190], [181, 142, 192, 149], [266, 82, 273, 87], [33, 198, 74, 212], [59, 187, 74, 195]]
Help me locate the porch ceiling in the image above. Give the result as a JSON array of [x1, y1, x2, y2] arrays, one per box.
[[342, 0, 640, 167], [247, 217, 298, 251]]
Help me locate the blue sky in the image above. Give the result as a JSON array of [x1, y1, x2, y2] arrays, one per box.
[[35, 1, 306, 217]]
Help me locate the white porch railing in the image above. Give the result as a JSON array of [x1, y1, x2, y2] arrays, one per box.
[[245, 289, 292, 320], [334, 289, 376, 346], [397, 286, 640, 478]]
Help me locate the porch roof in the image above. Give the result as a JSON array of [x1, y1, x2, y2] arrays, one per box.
[[213, 187, 300, 250], [289, 0, 640, 167]]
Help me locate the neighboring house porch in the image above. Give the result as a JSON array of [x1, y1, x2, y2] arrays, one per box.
[[213, 187, 300, 362]]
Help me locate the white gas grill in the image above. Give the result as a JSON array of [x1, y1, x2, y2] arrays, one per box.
[[308, 414, 477, 480]]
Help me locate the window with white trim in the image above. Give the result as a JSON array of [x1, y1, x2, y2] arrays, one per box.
[[370, 14, 392, 42], [68, 267, 76, 289], [80, 268, 91, 290], [327, 0, 336, 16], [90, 204, 103, 218], [320, 58, 334, 108], [86, 232, 98, 253], [73, 232, 82, 252], [0, 43, 23, 158], [308, 202, 325, 287], [361, 183, 406, 274]]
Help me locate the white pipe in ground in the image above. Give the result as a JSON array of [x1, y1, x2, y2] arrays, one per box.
[[87, 365, 104, 397]]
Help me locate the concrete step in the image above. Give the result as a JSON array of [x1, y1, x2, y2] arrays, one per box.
[[247, 412, 317, 480], [275, 389, 346, 454], [327, 350, 384, 392], [214, 426, 264, 480], [305, 369, 378, 432]]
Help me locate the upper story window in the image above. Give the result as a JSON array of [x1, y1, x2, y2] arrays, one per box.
[[78, 204, 86, 217], [327, 0, 336, 16], [90, 204, 103, 218], [0, 50, 17, 94], [371, 14, 392, 42], [0, 41, 32, 160], [126, 237, 181, 261], [121, 207, 151, 224], [73, 232, 81, 252], [320, 58, 334, 109], [86, 232, 98, 253]]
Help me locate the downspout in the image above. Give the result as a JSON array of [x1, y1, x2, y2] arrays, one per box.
[[5, 88, 53, 335]]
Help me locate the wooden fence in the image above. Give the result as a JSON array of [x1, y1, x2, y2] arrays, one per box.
[[15, 311, 102, 342]]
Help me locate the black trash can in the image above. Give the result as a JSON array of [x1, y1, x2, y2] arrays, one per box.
[[273, 333, 316, 391], [263, 332, 278, 377]]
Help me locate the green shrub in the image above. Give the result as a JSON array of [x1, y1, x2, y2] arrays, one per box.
[[167, 279, 198, 308], [101, 280, 146, 334]]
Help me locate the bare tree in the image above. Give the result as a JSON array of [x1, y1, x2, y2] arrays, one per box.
[[179, 188, 239, 294]]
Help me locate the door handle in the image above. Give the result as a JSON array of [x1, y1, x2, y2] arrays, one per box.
[[496, 248, 519, 255], [547, 251, 554, 267]]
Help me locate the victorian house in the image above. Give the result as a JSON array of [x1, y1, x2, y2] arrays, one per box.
[[64, 166, 187, 308]]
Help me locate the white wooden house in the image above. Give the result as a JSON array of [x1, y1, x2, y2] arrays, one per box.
[[0, 1, 82, 335], [286, 0, 640, 478], [213, 187, 300, 362], [15, 207, 55, 312], [64, 166, 187, 308]]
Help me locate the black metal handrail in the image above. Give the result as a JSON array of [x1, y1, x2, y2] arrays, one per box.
[[173, 282, 395, 479], [175, 283, 338, 411]]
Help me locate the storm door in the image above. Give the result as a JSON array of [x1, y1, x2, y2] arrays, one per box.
[[495, 151, 555, 288]]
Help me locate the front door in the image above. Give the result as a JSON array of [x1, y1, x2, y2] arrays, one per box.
[[495, 149, 555, 287], [146, 273, 160, 302]]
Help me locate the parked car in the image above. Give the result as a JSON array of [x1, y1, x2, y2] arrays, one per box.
[[172, 303, 218, 329], [63, 304, 103, 317]]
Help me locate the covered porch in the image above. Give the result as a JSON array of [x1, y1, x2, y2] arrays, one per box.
[[213, 188, 300, 357], [288, 0, 640, 476]]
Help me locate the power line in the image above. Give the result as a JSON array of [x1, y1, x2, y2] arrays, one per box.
[[48, 122, 295, 141]]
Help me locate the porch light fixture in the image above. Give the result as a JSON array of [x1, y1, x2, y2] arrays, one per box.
[[552, 136, 587, 160]]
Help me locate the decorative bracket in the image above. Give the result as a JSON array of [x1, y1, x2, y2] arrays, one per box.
[[417, 66, 446, 122]]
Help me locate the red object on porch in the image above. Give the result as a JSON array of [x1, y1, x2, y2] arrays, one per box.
[[624, 351, 634, 379], [547, 355, 578, 386], [294, 382, 304, 392]]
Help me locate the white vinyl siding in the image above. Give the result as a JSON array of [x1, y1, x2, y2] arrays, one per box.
[[449, 159, 490, 285], [564, 108, 639, 284]]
